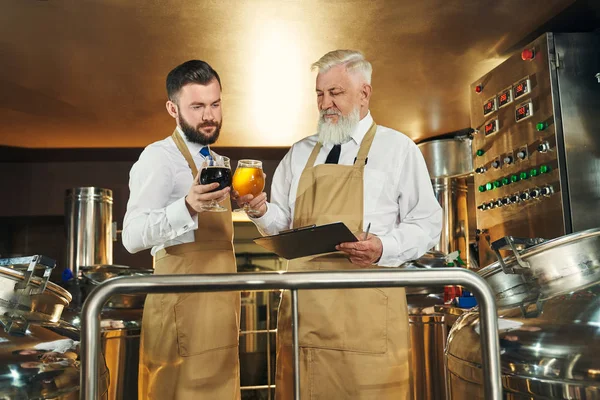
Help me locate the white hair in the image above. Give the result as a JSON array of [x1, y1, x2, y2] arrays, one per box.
[[311, 49, 372, 84]]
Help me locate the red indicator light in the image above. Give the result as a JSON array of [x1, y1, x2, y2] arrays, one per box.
[[521, 48, 535, 61], [475, 85, 483, 93]]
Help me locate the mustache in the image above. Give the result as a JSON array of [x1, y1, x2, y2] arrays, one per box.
[[198, 121, 219, 128], [320, 108, 341, 116]]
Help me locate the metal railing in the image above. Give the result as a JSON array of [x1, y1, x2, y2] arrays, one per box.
[[81, 268, 502, 400]]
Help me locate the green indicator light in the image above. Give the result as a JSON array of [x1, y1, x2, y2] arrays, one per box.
[[530, 168, 539, 177], [502, 177, 510, 185], [520, 171, 530, 180], [536, 122, 548, 131], [485, 182, 493, 191], [540, 164, 550, 174], [478, 185, 486, 192], [476, 149, 485, 157], [510, 175, 519, 183], [493, 180, 502, 188]]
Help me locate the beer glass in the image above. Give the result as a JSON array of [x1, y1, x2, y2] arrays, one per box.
[[199, 155, 232, 212], [232, 159, 265, 215]]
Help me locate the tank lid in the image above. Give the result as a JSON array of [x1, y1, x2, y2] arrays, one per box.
[[65, 187, 113, 201]]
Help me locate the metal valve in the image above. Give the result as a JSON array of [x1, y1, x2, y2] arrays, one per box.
[[596, 73, 600, 83]]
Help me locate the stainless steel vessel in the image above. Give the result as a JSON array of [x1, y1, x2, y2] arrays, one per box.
[[470, 32, 600, 267], [0, 256, 109, 399], [65, 188, 114, 278], [446, 228, 600, 398], [418, 137, 476, 268], [404, 251, 451, 400]]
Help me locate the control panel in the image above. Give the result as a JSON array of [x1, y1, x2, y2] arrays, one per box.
[[469, 34, 566, 267]]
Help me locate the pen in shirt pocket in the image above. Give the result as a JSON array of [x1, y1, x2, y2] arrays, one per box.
[[362, 222, 371, 241]]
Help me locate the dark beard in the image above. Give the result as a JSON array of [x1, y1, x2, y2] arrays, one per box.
[[179, 113, 222, 145]]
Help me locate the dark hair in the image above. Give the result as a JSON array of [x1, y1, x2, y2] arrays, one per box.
[[166, 60, 222, 102]]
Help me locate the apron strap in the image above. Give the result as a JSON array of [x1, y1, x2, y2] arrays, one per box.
[[354, 122, 377, 166], [304, 141, 323, 169], [171, 129, 201, 241], [171, 129, 199, 178]]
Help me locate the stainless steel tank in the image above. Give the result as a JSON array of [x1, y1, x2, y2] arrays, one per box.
[[446, 228, 600, 398], [418, 137, 475, 268], [404, 251, 451, 400], [65, 187, 114, 278], [0, 255, 109, 399]]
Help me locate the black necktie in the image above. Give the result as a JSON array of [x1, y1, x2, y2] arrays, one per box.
[[325, 144, 341, 164]]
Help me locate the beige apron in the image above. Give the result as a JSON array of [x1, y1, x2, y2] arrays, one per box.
[[138, 130, 241, 400], [275, 123, 411, 399]]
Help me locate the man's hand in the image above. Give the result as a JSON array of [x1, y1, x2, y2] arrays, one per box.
[[231, 191, 268, 218], [336, 233, 383, 267], [185, 173, 231, 216]]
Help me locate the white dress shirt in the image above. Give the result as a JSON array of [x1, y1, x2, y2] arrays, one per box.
[[122, 127, 215, 255], [251, 111, 443, 267]]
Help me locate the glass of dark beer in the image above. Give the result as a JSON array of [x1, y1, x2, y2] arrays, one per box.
[[199, 155, 232, 212]]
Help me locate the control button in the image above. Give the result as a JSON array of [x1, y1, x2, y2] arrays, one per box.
[[503, 155, 514, 165], [493, 180, 502, 188], [475, 85, 483, 93], [530, 168, 539, 177], [510, 194, 520, 203], [538, 142, 550, 153], [502, 197, 511, 205], [540, 164, 551, 174], [529, 188, 541, 198], [536, 122, 548, 131], [516, 150, 527, 160], [488, 202, 497, 209], [494, 199, 503, 207], [477, 204, 486, 211], [501, 177, 510, 185], [521, 48, 535, 61], [510, 174, 520, 183], [541, 185, 554, 196], [520, 192, 530, 201], [491, 160, 501, 169], [476, 149, 485, 157], [520, 171, 530, 180], [485, 182, 493, 191], [475, 166, 487, 174], [478, 185, 486, 192]]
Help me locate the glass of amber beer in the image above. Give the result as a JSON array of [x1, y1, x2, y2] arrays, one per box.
[[199, 155, 232, 212], [232, 159, 265, 215]]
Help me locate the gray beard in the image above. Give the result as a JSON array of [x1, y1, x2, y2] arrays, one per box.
[[317, 107, 360, 145]]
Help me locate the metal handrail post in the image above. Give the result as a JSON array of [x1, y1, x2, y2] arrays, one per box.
[[81, 268, 502, 400]]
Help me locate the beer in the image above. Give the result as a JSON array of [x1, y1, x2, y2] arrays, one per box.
[[200, 166, 232, 191], [232, 160, 264, 197]]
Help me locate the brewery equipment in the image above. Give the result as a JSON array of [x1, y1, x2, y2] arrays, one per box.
[[418, 137, 476, 268], [65, 187, 114, 278], [446, 227, 600, 398], [0, 255, 109, 399], [470, 32, 600, 267]]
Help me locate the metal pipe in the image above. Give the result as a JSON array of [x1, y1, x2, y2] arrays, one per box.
[[81, 269, 501, 400], [291, 289, 300, 400]]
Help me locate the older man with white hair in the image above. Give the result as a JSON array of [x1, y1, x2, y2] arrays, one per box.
[[237, 49, 442, 399]]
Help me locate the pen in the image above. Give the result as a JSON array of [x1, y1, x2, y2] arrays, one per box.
[[363, 222, 371, 241]]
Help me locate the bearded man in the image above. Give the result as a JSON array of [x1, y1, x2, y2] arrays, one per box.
[[237, 49, 442, 399], [123, 60, 240, 400]]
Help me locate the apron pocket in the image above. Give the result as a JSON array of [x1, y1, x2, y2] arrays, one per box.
[[297, 288, 388, 354], [174, 292, 238, 357]]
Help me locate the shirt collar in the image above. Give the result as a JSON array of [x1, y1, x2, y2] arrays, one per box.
[[176, 126, 207, 157], [349, 111, 374, 145]]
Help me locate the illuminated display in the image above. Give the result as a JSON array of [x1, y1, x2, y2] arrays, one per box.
[[497, 88, 512, 108], [484, 119, 498, 135], [483, 97, 497, 116], [515, 101, 533, 122], [513, 78, 530, 99]]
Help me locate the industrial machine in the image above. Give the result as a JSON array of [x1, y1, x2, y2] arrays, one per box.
[[469, 32, 600, 267]]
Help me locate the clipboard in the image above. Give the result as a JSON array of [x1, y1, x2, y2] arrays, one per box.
[[253, 222, 358, 260]]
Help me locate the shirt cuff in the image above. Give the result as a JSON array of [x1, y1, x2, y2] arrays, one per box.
[[249, 203, 275, 234], [166, 196, 196, 237], [376, 234, 401, 267]]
